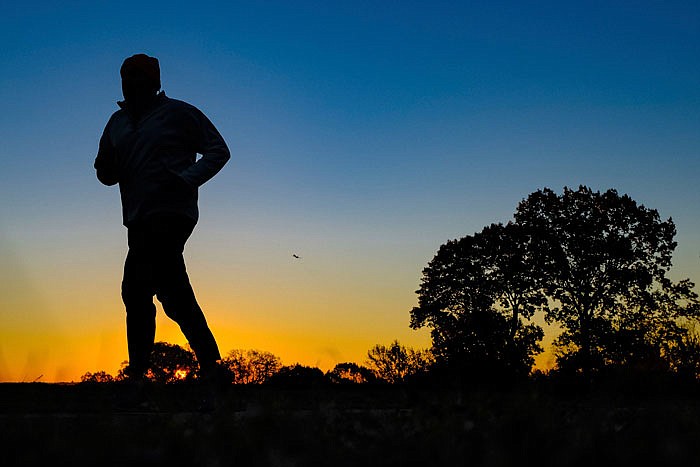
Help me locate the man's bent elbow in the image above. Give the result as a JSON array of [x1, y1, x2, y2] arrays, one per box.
[[220, 146, 231, 164], [214, 147, 231, 171], [96, 170, 119, 186]]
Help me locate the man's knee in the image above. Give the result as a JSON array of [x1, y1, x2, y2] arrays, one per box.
[[158, 291, 197, 323], [121, 279, 154, 308]]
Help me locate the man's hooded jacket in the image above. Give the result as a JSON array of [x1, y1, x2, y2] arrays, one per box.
[[94, 92, 230, 226]]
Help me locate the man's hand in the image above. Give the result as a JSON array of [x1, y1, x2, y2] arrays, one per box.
[[161, 169, 195, 196]]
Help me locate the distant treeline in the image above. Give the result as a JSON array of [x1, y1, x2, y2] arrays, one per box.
[[80, 340, 433, 385]]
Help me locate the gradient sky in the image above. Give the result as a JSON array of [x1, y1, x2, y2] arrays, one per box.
[[1, 0, 698, 382]]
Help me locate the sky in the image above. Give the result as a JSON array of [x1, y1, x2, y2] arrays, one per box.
[[0, 0, 698, 382]]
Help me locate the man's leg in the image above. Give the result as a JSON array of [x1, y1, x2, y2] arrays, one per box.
[[149, 215, 222, 373], [121, 225, 157, 377]]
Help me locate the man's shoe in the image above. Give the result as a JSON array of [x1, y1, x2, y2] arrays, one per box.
[[115, 374, 159, 412]]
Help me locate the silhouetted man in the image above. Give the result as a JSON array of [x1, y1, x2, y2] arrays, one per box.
[[94, 54, 230, 382]]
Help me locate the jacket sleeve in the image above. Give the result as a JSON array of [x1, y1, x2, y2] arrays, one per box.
[[94, 118, 119, 186], [179, 108, 230, 187]]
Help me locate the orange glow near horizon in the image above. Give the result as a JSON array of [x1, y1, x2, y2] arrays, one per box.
[[0, 298, 435, 382], [0, 237, 616, 383], [0, 300, 559, 383]]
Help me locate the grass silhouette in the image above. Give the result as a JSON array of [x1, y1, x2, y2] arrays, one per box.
[[2, 381, 700, 466]]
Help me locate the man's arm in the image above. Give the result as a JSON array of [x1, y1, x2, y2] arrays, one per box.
[[179, 109, 230, 187], [94, 121, 119, 186]]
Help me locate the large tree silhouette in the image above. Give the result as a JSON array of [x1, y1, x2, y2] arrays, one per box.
[[514, 186, 699, 375], [411, 185, 699, 379], [479, 223, 548, 364], [410, 224, 544, 378]]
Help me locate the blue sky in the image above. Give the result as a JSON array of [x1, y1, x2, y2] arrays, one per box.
[[0, 0, 698, 380]]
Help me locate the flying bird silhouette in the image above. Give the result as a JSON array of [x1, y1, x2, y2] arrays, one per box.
[[292, 254, 301, 259]]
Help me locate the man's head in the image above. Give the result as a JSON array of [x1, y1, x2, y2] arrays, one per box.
[[120, 54, 161, 104]]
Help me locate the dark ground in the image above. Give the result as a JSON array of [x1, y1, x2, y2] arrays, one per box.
[[2, 381, 700, 467]]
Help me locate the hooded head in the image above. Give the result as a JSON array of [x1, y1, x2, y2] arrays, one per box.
[[120, 54, 161, 105]]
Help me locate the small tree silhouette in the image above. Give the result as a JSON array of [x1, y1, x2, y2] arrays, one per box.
[[661, 320, 700, 380], [366, 340, 434, 383], [115, 342, 198, 383], [327, 362, 377, 384], [266, 364, 327, 386], [80, 371, 115, 383], [220, 349, 282, 384], [148, 342, 198, 383]]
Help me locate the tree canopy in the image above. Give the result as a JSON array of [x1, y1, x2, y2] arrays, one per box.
[[515, 186, 699, 374], [411, 185, 699, 378], [410, 223, 545, 378]]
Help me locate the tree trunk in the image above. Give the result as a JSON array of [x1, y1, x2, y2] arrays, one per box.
[[580, 309, 592, 379], [509, 303, 520, 373]]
